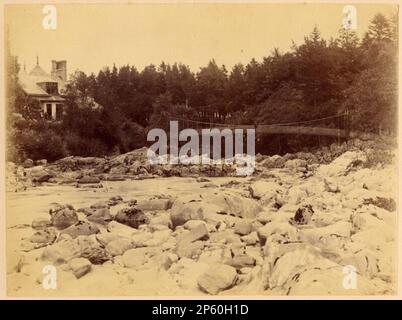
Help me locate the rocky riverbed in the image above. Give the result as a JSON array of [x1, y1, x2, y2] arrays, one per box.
[[5, 138, 398, 296]]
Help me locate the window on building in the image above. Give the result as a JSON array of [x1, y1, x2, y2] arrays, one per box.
[[38, 82, 59, 95], [46, 82, 58, 95], [45, 104, 52, 119], [56, 104, 63, 120]]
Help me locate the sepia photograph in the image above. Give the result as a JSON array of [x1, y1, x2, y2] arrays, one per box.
[[1, 1, 399, 299]]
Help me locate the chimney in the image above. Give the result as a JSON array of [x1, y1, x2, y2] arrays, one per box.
[[51, 60, 67, 81]]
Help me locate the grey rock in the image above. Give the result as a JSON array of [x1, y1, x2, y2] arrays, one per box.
[[136, 199, 173, 211], [234, 219, 252, 236], [176, 240, 205, 259], [32, 217, 52, 230], [230, 254, 256, 269], [106, 238, 134, 256], [35, 159, 47, 166], [115, 207, 149, 229], [30, 228, 57, 244], [76, 235, 111, 264], [41, 239, 81, 264], [292, 205, 314, 225], [179, 224, 209, 243], [122, 248, 148, 268], [68, 258, 92, 278], [197, 264, 238, 294], [170, 202, 205, 227], [83, 207, 112, 224], [60, 221, 100, 239], [49, 204, 78, 230], [78, 176, 101, 184], [22, 159, 34, 168]]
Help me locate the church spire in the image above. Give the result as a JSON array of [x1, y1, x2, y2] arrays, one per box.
[[36, 55, 39, 65]]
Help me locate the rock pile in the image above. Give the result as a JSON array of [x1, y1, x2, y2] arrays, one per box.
[[6, 137, 395, 192], [9, 143, 397, 296]]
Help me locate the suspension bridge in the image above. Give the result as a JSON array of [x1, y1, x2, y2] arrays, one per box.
[[169, 112, 353, 139]]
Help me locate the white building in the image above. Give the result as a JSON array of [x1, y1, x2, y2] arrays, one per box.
[[19, 58, 67, 120]]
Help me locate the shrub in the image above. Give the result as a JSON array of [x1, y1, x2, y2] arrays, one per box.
[[16, 129, 68, 162], [64, 132, 109, 157]]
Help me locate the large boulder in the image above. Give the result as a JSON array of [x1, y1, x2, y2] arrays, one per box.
[[122, 248, 148, 268], [230, 254, 256, 269], [96, 232, 128, 246], [54, 156, 105, 171], [197, 264, 238, 294], [32, 217, 52, 230], [68, 258, 92, 278], [171, 193, 261, 226], [107, 221, 138, 237], [76, 235, 111, 264], [81, 206, 112, 224], [264, 243, 338, 290], [175, 224, 209, 259], [60, 221, 100, 239], [136, 199, 173, 211], [108, 195, 124, 206], [109, 147, 148, 167], [109, 165, 128, 175], [149, 215, 173, 229], [291, 205, 314, 225], [363, 197, 396, 212], [208, 193, 262, 219], [22, 159, 34, 168], [284, 159, 308, 172], [170, 202, 205, 227], [35, 159, 47, 166], [317, 151, 367, 177], [49, 204, 78, 229], [30, 228, 57, 244], [106, 238, 135, 256], [179, 224, 209, 243], [299, 221, 352, 249], [115, 207, 149, 228], [257, 222, 299, 245], [260, 155, 285, 169], [248, 180, 283, 202], [131, 232, 153, 247], [78, 176, 101, 184], [220, 194, 262, 219], [176, 241, 205, 259], [28, 166, 54, 183], [234, 219, 252, 236], [143, 229, 173, 247], [183, 220, 207, 231], [41, 239, 82, 264]]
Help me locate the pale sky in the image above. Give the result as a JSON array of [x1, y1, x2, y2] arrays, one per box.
[[5, 3, 398, 76]]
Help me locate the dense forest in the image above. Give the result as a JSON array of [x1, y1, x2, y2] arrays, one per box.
[[6, 13, 398, 162]]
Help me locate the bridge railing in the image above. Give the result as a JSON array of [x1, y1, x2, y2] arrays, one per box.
[[169, 112, 349, 138]]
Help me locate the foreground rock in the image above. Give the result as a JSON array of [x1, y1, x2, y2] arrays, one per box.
[[31, 218, 52, 230], [49, 204, 78, 229], [60, 221, 100, 239], [170, 193, 262, 228], [317, 151, 367, 177], [68, 258, 92, 278], [115, 207, 149, 228], [197, 264, 238, 294], [41, 235, 110, 265]]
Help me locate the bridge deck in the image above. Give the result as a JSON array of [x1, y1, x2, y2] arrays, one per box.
[[179, 125, 348, 138], [173, 115, 349, 138], [257, 125, 347, 137]]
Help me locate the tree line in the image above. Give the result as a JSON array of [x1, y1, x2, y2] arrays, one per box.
[[6, 13, 398, 162]]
